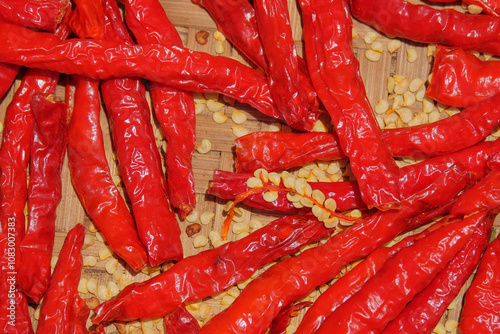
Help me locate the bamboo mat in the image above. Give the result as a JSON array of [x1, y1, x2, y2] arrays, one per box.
[[0, 0, 498, 333]]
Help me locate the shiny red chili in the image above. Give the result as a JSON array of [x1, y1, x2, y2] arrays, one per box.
[[0, 0, 70, 32]]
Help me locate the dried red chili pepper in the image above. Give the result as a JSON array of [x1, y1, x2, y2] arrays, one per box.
[[253, 0, 316, 130], [37, 223, 90, 334], [17, 94, 67, 304], [66, 76, 148, 271], [0, 63, 20, 100], [427, 46, 500, 108], [381, 213, 494, 334], [316, 212, 482, 334], [269, 302, 312, 334], [0, 0, 70, 32], [163, 305, 201, 334], [121, 0, 197, 218], [349, 0, 500, 55], [300, 0, 400, 211], [69, 0, 104, 40], [460, 234, 500, 334], [0, 21, 283, 121], [98, 0, 183, 265], [197, 165, 471, 334], [93, 214, 332, 323], [427, 0, 500, 16]]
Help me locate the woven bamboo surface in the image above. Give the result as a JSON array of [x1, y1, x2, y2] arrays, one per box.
[[0, 0, 498, 333]]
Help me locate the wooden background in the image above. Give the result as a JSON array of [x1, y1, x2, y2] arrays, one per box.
[[0, 0, 498, 333]]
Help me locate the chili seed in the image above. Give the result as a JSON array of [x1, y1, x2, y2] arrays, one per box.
[[374, 99, 389, 114], [364, 31, 379, 44], [249, 219, 263, 231], [206, 99, 224, 112], [387, 39, 402, 53], [365, 49, 382, 62], [427, 43, 436, 57], [394, 77, 409, 95], [392, 95, 404, 110], [99, 245, 114, 261], [428, 110, 440, 123], [263, 191, 279, 203], [387, 77, 395, 94], [403, 91, 416, 106], [433, 323, 446, 334], [370, 41, 383, 53], [213, 30, 226, 42], [83, 234, 95, 250], [406, 47, 418, 63], [193, 235, 209, 248], [200, 212, 215, 225], [396, 107, 413, 123], [247, 176, 263, 188], [268, 122, 282, 132], [212, 111, 228, 124], [83, 256, 97, 267], [231, 109, 247, 124], [215, 41, 225, 54], [423, 96, 436, 114], [86, 278, 98, 296], [85, 297, 100, 310], [468, 4, 483, 14], [108, 281, 120, 298], [78, 278, 88, 294], [186, 223, 202, 237], [232, 125, 249, 138], [409, 78, 424, 92], [195, 30, 210, 45], [196, 138, 212, 154]]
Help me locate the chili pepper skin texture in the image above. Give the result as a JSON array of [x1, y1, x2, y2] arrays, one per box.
[[0, 22, 282, 121], [37, 223, 89, 334], [17, 94, 67, 304], [427, 47, 500, 108], [269, 302, 312, 334], [163, 305, 201, 334], [300, 0, 400, 211], [121, 0, 197, 218], [381, 213, 494, 334], [100, 0, 183, 265], [93, 214, 332, 323], [460, 235, 500, 334], [0, 63, 20, 100], [66, 76, 148, 271], [316, 213, 481, 334], [0, 0, 69, 32], [349, 0, 500, 55], [197, 165, 470, 334]]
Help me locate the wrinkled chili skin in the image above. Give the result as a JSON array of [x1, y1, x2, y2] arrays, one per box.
[[296, 234, 419, 334], [93, 214, 332, 323], [460, 235, 500, 334], [197, 166, 470, 334], [66, 76, 148, 271], [0, 22, 282, 120], [381, 214, 493, 334], [121, 0, 197, 218], [427, 47, 500, 108], [100, 0, 183, 265], [0, 0, 69, 32], [316, 212, 481, 334], [37, 224, 89, 334], [163, 305, 201, 334], [0, 63, 20, 100], [349, 0, 500, 55], [17, 94, 67, 304], [300, 0, 400, 211], [270, 302, 312, 334]]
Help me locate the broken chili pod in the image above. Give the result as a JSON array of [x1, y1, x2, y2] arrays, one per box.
[[197, 164, 472, 334], [460, 234, 500, 334], [92, 214, 332, 323], [316, 211, 483, 334], [300, 0, 401, 211], [121, 0, 197, 218], [163, 305, 201, 334], [269, 302, 312, 334], [427, 46, 500, 108], [17, 94, 67, 304], [349, 0, 500, 55], [0, 21, 282, 121], [381, 213, 494, 334], [0, 0, 70, 32], [66, 76, 148, 271]]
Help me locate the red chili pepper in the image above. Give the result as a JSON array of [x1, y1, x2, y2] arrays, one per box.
[[163, 305, 201, 334], [98, 0, 183, 265], [36, 223, 90, 334], [0, 22, 283, 122], [66, 76, 148, 271], [121, 0, 197, 218], [92, 213, 332, 323], [253, 0, 317, 130], [0, 0, 70, 32], [68, 0, 105, 39], [197, 164, 471, 334], [0, 63, 20, 100], [300, 0, 400, 211], [427, 46, 500, 108], [427, 0, 500, 17], [381, 213, 494, 334], [17, 94, 67, 304], [269, 302, 312, 334], [460, 234, 500, 334], [349, 0, 500, 55], [316, 211, 482, 334]]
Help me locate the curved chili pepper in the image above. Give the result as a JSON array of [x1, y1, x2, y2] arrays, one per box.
[[99, 0, 183, 265], [66, 76, 148, 271], [381, 213, 493, 334], [163, 305, 201, 334], [460, 234, 500, 334], [0, 63, 20, 100], [121, 0, 197, 218], [197, 165, 471, 334], [253, 0, 316, 130], [17, 94, 67, 304], [269, 302, 312, 334], [295, 232, 421, 334], [427, 46, 500, 108], [300, 0, 400, 211], [37, 223, 89, 334], [0, 21, 282, 121], [349, 0, 500, 55], [0, 0, 70, 32], [92, 214, 332, 323], [316, 211, 482, 334]]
